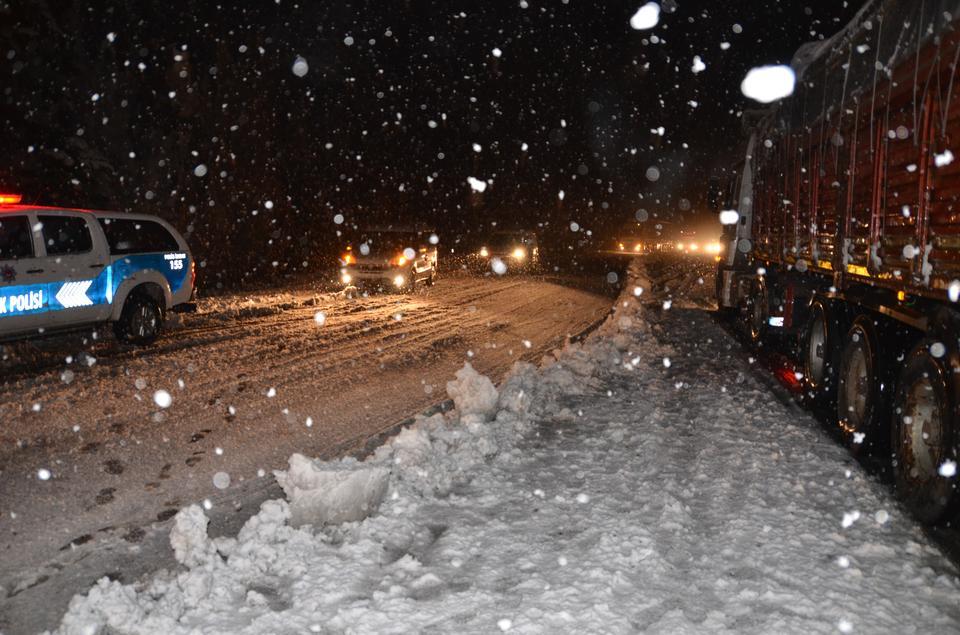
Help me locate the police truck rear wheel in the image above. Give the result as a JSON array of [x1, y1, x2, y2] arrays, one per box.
[[115, 294, 163, 344]]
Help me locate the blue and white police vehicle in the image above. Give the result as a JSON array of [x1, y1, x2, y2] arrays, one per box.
[[0, 194, 195, 344]]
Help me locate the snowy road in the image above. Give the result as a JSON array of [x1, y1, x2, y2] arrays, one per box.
[[45, 257, 960, 635], [0, 273, 613, 634]]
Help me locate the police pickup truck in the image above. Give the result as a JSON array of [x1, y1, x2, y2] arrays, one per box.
[[0, 195, 195, 344]]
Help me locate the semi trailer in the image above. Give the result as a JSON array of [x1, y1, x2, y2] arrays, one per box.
[[717, 0, 960, 523]]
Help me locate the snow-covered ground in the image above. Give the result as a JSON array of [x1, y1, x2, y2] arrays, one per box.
[[0, 273, 612, 634], [51, 260, 960, 634]]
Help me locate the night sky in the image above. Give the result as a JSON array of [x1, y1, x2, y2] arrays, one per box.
[[0, 0, 864, 286]]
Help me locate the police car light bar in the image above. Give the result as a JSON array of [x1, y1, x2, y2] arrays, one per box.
[[0, 193, 22, 204]]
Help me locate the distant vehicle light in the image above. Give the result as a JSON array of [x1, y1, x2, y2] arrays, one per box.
[[397, 256, 407, 266], [479, 247, 489, 258], [689, 243, 699, 251], [393, 275, 405, 287], [512, 247, 526, 260], [618, 242, 625, 251], [634, 243, 642, 252], [341, 272, 352, 284], [705, 242, 722, 254], [676, 242, 684, 251], [342, 253, 354, 265], [0, 193, 22, 205]]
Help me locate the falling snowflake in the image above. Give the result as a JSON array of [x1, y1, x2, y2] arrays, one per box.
[[629, 2, 660, 30], [292, 56, 309, 77], [467, 176, 488, 192], [154, 390, 172, 408], [741, 65, 796, 103], [935, 149, 954, 167]]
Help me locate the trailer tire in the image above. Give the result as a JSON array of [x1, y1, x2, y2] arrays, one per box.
[[801, 298, 842, 409], [743, 278, 768, 343], [837, 316, 888, 454], [891, 340, 959, 524]]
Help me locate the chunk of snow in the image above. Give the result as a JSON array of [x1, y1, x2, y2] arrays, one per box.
[[446, 362, 499, 420], [935, 150, 954, 167], [170, 505, 216, 567], [492, 47, 502, 58], [939, 460, 957, 477], [691, 55, 706, 73], [274, 453, 390, 527], [193, 164, 207, 177], [491, 257, 507, 275], [37, 468, 51, 481], [629, 2, 660, 30], [741, 65, 796, 103]]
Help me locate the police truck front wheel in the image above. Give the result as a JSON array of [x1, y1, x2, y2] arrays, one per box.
[[115, 294, 163, 344], [891, 342, 958, 524]]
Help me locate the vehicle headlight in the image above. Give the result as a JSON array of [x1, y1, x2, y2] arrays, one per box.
[[479, 247, 489, 257], [341, 272, 352, 284], [393, 275, 405, 287], [512, 247, 526, 260]]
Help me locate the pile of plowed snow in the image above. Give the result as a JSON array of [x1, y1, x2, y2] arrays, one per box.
[[52, 262, 960, 634]]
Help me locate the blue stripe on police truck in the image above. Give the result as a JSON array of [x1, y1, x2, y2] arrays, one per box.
[[0, 252, 189, 318]]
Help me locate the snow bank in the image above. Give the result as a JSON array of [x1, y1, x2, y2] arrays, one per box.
[[52, 260, 960, 634]]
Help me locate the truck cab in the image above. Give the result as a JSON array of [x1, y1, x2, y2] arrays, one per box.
[[0, 195, 195, 344]]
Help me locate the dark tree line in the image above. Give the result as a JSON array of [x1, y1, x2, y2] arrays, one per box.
[[0, 1, 863, 288]]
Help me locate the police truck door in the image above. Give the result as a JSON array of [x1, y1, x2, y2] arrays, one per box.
[[37, 212, 111, 327], [0, 212, 49, 338]]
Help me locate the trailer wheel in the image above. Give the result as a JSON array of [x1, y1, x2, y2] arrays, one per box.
[[891, 341, 958, 524], [837, 316, 888, 453], [801, 298, 842, 407], [743, 278, 768, 343]]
